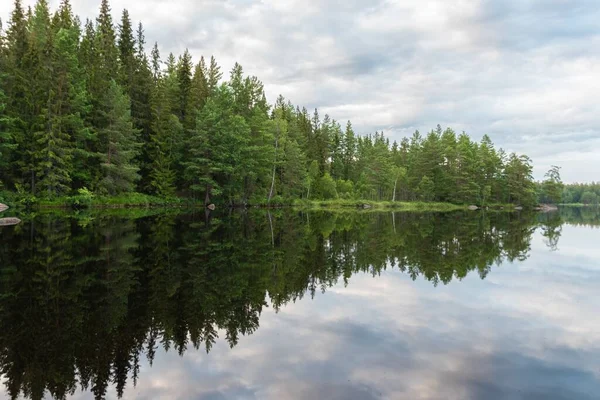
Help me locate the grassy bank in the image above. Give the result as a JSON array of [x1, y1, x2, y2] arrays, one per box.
[[0, 190, 520, 213], [289, 199, 465, 211], [288, 199, 518, 212]]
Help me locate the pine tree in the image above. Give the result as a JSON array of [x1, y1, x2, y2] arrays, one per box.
[[117, 9, 135, 94], [504, 153, 536, 206], [96, 0, 118, 77], [98, 80, 140, 194], [207, 55, 222, 94], [189, 56, 209, 115], [184, 84, 250, 204], [455, 133, 480, 204], [150, 42, 161, 81], [342, 121, 356, 181], [177, 49, 193, 127], [148, 77, 181, 196], [130, 23, 155, 191], [542, 165, 563, 204], [0, 80, 16, 186]]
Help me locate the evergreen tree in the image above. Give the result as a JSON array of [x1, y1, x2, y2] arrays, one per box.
[[542, 165, 563, 204], [0, 80, 16, 185], [206, 55, 222, 94], [505, 153, 536, 206], [148, 77, 181, 196], [342, 121, 356, 181], [177, 49, 193, 127], [130, 23, 155, 191], [98, 80, 140, 194], [189, 57, 209, 114], [117, 9, 135, 94], [184, 84, 250, 204]]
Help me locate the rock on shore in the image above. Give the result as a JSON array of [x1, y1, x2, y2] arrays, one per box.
[[0, 218, 21, 226]]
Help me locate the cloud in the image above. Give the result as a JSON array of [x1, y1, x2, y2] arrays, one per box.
[[1, 0, 599, 182]]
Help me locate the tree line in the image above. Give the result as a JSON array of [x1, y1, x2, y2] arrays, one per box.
[[0, 209, 546, 399], [558, 182, 599, 206], [0, 0, 550, 206]]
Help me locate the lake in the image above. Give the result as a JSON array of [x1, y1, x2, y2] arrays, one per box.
[[0, 208, 599, 400]]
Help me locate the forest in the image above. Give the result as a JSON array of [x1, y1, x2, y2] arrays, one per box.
[[0, 0, 575, 207], [0, 208, 571, 400]]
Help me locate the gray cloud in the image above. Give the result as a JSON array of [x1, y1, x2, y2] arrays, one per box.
[[1, 0, 599, 181]]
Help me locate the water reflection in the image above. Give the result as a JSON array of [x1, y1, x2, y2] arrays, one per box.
[[0, 209, 597, 399]]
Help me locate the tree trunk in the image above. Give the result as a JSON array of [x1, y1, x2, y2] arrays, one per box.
[[204, 184, 211, 206], [31, 170, 35, 196], [268, 211, 274, 247], [392, 177, 398, 202]]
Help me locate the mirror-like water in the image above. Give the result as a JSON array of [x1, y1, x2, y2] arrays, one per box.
[[0, 208, 599, 400]]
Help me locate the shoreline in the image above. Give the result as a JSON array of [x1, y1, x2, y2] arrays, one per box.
[[0, 193, 527, 213]]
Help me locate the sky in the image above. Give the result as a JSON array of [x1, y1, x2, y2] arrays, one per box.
[[1, 0, 599, 182]]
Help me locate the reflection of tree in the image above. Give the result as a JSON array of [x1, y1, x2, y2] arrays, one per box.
[[0, 210, 542, 399], [539, 212, 563, 251], [558, 207, 600, 228]]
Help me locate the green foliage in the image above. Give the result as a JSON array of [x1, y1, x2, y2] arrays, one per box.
[[554, 182, 599, 205], [417, 176, 435, 201], [98, 80, 140, 194], [336, 179, 354, 199], [581, 191, 599, 206], [68, 186, 94, 208], [541, 165, 563, 204], [316, 172, 338, 200]]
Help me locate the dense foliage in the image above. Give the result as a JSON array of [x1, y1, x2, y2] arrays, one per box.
[[0, 208, 573, 399], [559, 182, 600, 205], [0, 1, 543, 206]]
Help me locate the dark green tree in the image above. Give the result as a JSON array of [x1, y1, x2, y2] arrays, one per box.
[[98, 80, 140, 194], [542, 165, 563, 204]]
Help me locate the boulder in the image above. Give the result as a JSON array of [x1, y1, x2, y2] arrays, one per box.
[[0, 217, 21, 226], [206, 204, 216, 211], [538, 204, 558, 212], [467, 205, 479, 211], [362, 204, 372, 209], [0, 203, 8, 213], [514, 206, 523, 211]]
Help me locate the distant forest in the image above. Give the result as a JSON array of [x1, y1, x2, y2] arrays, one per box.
[[0, 0, 586, 207]]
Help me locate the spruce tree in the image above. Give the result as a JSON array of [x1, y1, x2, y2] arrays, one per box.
[[0, 81, 16, 186], [130, 23, 155, 191], [177, 49, 193, 127], [206, 55, 222, 93], [98, 80, 140, 194], [148, 77, 181, 196], [190, 57, 209, 112], [117, 9, 135, 94], [342, 121, 356, 181]]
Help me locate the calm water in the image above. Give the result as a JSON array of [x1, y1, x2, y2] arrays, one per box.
[[0, 208, 599, 400]]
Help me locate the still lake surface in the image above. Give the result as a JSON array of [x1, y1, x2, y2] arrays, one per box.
[[0, 207, 599, 400]]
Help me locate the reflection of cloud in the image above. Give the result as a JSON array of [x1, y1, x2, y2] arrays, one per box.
[[1, 0, 600, 181]]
